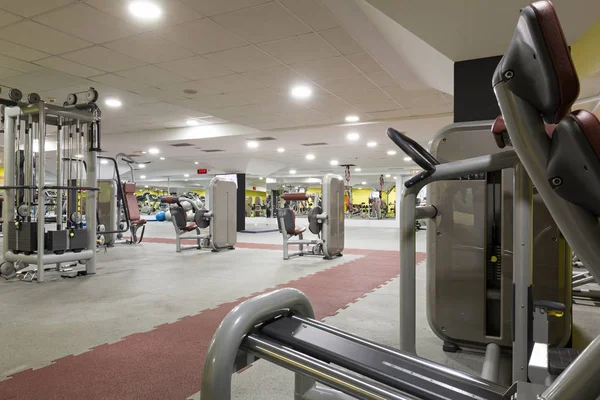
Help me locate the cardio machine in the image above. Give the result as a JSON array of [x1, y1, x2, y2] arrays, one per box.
[[201, 2, 600, 399]]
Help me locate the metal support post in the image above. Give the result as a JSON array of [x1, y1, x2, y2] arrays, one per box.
[[37, 103, 46, 282], [85, 123, 97, 275]]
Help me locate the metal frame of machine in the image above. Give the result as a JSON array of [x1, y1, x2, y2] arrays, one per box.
[[276, 173, 344, 260]]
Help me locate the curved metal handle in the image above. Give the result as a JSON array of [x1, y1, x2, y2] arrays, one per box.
[[387, 128, 440, 188]]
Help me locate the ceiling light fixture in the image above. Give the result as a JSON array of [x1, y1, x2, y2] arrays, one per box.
[[403, 156, 411, 162], [185, 179, 188, 182], [148, 148, 159, 154], [145, 185, 149, 188], [385, 174, 391, 178], [160, 157, 165, 160], [355, 167, 361, 172], [290, 85, 312, 100], [289, 169, 297, 174], [330, 160, 339, 166], [345, 115, 360, 123], [277, 147, 285, 153], [194, 161, 199, 165], [305, 153, 315, 160], [105, 98, 122, 108], [186, 119, 200, 126], [387, 150, 397, 156], [259, 177, 264, 180], [347, 132, 359, 141], [140, 175, 146, 179], [367, 141, 377, 148], [128, 1, 162, 20], [184, 174, 190, 177], [247, 140, 259, 149], [138, 164, 145, 168], [100, 159, 108, 165], [361, 181, 367, 185]]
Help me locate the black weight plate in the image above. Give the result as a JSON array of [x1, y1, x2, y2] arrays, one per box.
[[194, 209, 211, 229], [308, 206, 322, 235]]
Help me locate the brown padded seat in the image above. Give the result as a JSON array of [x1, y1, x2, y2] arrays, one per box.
[[492, 115, 557, 148], [570, 110, 600, 159], [123, 182, 147, 224], [291, 226, 306, 236], [182, 222, 198, 232]]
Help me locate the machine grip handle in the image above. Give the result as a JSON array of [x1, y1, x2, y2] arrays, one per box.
[[387, 128, 439, 188], [282, 193, 309, 201]]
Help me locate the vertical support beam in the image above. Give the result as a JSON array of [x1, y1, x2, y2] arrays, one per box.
[[56, 118, 63, 271], [512, 163, 533, 382], [3, 108, 16, 271], [37, 103, 46, 283], [399, 185, 418, 354], [85, 123, 97, 275], [395, 176, 402, 222], [236, 173, 246, 232]]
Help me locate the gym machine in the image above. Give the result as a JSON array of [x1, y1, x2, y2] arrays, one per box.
[[276, 174, 344, 260], [201, 2, 600, 399], [162, 176, 237, 252], [0, 88, 102, 282]]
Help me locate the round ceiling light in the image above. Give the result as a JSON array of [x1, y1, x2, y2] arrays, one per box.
[[128, 1, 162, 20], [290, 85, 312, 100]]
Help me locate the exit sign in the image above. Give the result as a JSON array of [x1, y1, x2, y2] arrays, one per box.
[[197, 168, 208, 174]]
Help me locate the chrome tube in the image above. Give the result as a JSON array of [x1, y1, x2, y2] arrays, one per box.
[[4, 249, 94, 264], [85, 123, 97, 275], [2, 107, 17, 270], [37, 103, 46, 282]]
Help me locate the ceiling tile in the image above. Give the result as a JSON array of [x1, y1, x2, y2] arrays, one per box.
[[90, 73, 151, 92], [1, 71, 77, 92], [406, 104, 453, 116], [241, 65, 306, 88], [30, 68, 91, 86], [317, 74, 377, 94], [0, 8, 21, 26], [0, 54, 44, 73], [159, 81, 221, 98], [33, 3, 141, 44], [158, 56, 232, 80], [384, 86, 442, 107], [0, 21, 91, 54], [0, 65, 22, 79], [35, 56, 104, 78], [352, 101, 399, 113], [291, 57, 359, 81], [212, 2, 310, 44], [366, 71, 397, 88], [346, 52, 383, 74], [0, 39, 49, 61], [338, 88, 393, 104], [116, 65, 188, 86], [179, 0, 270, 17], [155, 18, 246, 55], [258, 33, 339, 65], [441, 93, 454, 106], [282, 0, 338, 31], [0, 0, 74, 17], [204, 46, 281, 73], [198, 74, 264, 94], [367, 109, 410, 119], [62, 46, 146, 72], [319, 27, 363, 55], [105, 33, 194, 64], [194, 88, 282, 109], [85, 0, 203, 30]]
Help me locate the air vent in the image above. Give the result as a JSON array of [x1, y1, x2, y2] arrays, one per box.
[[301, 142, 328, 146], [171, 143, 194, 147], [248, 136, 276, 141], [202, 149, 224, 153]]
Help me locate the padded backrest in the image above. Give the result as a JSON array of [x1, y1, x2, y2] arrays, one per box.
[[493, 1, 579, 124], [170, 205, 187, 229], [276, 208, 296, 234], [122, 182, 141, 221]]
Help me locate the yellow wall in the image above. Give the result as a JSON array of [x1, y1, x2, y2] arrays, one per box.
[[191, 189, 206, 197], [305, 187, 321, 195], [351, 187, 396, 205], [0, 166, 4, 186], [245, 190, 266, 202]]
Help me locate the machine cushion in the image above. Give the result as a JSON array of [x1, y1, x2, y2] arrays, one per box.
[[491, 116, 507, 148], [182, 222, 198, 232], [571, 110, 600, 159], [292, 227, 306, 236], [131, 219, 147, 225], [123, 182, 136, 194], [122, 182, 146, 223], [282, 192, 309, 201]]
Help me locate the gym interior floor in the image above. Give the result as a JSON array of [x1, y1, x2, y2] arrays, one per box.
[[0, 220, 598, 400]]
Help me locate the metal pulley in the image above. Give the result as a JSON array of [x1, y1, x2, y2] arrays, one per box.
[[194, 209, 211, 229], [27, 92, 41, 104], [17, 205, 29, 218], [66, 93, 78, 106], [8, 88, 22, 102], [86, 88, 99, 103]]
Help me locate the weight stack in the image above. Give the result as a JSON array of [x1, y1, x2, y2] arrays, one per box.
[[7, 221, 38, 254], [45, 230, 69, 254], [69, 229, 88, 252]]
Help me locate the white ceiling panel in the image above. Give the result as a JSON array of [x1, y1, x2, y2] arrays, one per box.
[[158, 55, 232, 80], [105, 33, 194, 64], [159, 80, 221, 97], [116, 65, 188, 86], [319, 27, 364, 55], [318, 74, 377, 94], [0, 21, 91, 54], [212, 2, 310, 44], [282, 0, 338, 32], [0, 65, 21, 79], [30, 68, 91, 86], [366, 70, 397, 88], [198, 74, 264, 94], [0, 0, 74, 18], [0, 54, 43, 73], [258, 33, 339, 65], [62, 46, 147, 72], [33, 3, 141, 44], [441, 93, 453, 106], [367, 109, 409, 119], [1, 72, 74, 92], [338, 87, 393, 104], [0, 9, 20, 26], [179, 0, 271, 17], [90, 73, 151, 92], [346, 52, 383, 74], [405, 104, 453, 117], [291, 56, 360, 81], [35, 56, 104, 78], [352, 100, 398, 113], [240, 65, 306, 89], [155, 18, 246, 55], [383, 86, 440, 105], [195, 88, 282, 109], [397, 93, 447, 109], [0, 39, 49, 61], [204, 46, 281, 73], [85, 0, 204, 30]]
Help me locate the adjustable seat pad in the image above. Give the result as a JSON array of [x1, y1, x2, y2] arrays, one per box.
[[123, 182, 147, 225]]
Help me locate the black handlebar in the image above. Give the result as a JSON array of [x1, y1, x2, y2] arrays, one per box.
[[386, 128, 440, 188]]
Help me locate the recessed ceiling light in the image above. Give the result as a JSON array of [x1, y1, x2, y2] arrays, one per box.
[[290, 85, 312, 100], [186, 119, 199, 126], [367, 141, 377, 148], [247, 140, 259, 148], [194, 161, 199, 165], [144, 185, 149, 188], [74, 154, 83, 159], [361, 181, 367, 185], [183, 89, 198, 95], [289, 169, 297, 174], [330, 160, 339, 166], [148, 148, 159, 154], [306, 153, 315, 160], [140, 175, 146, 179], [138, 164, 145, 168], [259, 177, 264, 180], [347, 132, 359, 141], [184, 174, 190, 177], [403, 156, 411, 162], [185, 179, 188, 182], [355, 167, 362, 172], [100, 159, 108, 165], [142, 151, 147, 154], [345, 115, 360, 123], [277, 147, 285, 153], [385, 174, 391, 178], [128, 1, 162, 20], [105, 98, 122, 108], [160, 157, 165, 160], [387, 150, 397, 156]]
